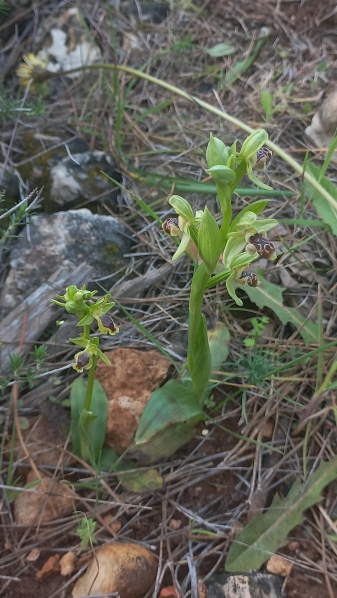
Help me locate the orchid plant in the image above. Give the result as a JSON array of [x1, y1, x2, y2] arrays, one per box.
[[163, 129, 277, 404], [51, 286, 118, 465]]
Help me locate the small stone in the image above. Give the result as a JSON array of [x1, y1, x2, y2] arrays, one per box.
[[71, 542, 157, 598], [266, 554, 292, 577], [14, 470, 77, 526]]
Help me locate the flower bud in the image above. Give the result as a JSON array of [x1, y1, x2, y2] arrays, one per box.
[[198, 207, 221, 274], [206, 134, 229, 168]]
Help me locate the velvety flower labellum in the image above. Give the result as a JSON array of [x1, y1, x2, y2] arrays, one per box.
[[162, 217, 179, 235], [240, 271, 259, 287], [248, 233, 275, 259], [99, 314, 118, 334], [255, 147, 273, 169], [75, 351, 91, 371]]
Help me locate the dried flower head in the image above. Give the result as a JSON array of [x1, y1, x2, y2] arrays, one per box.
[[16, 53, 49, 87]]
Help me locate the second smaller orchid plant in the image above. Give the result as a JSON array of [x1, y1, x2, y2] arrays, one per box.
[[163, 128, 277, 405], [52, 286, 118, 466]]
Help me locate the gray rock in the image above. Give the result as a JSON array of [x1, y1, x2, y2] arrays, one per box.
[[0, 209, 133, 318], [35, 8, 102, 75], [205, 572, 285, 598], [49, 150, 121, 208]]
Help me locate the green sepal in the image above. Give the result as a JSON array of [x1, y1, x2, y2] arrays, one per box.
[[230, 199, 269, 231], [240, 129, 268, 160], [169, 194, 194, 221]]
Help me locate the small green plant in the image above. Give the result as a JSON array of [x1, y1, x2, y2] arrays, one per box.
[[51, 286, 119, 467], [243, 316, 269, 348], [260, 89, 287, 122], [76, 516, 98, 550]]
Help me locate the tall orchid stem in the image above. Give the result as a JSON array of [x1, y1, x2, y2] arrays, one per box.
[[84, 354, 98, 412], [187, 263, 211, 403]]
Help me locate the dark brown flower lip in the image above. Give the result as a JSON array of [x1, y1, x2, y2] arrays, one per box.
[[240, 271, 259, 287], [162, 217, 179, 235], [248, 233, 275, 259]]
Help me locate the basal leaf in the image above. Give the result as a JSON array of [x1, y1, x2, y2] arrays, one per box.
[[70, 377, 108, 466], [208, 321, 230, 372], [226, 457, 337, 572], [132, 379, 204, 464], [131, 421, 196, 465], [135, 379, 204, 445], [243, 277, 317, 345], [304, 162, 337, 235]]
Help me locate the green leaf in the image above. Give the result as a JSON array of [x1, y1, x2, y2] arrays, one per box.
[[198, 207, 222, 274], [70, 377, 108, 466], [243, 276, 317, 345], [117, 468, 163, 492], [131, 379, 204, 463], [261, 90, 273, 121], [208, 321, 230, 373], [226, 457, 337, 572], [131, 421, 197, 465], [225, 29, 269, 85], [206, 43, 237, 57], [135, 380, 204, 444], [304, 163, 337, 235]]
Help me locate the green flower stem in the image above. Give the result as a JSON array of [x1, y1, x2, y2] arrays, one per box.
[[230, 161, 247, 195], [187, 263, 211, 402], [45, 62, 337, 213], [215, 182, 232, 246], [83, 324, 91, 341], [83, 354, 98, 412]]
